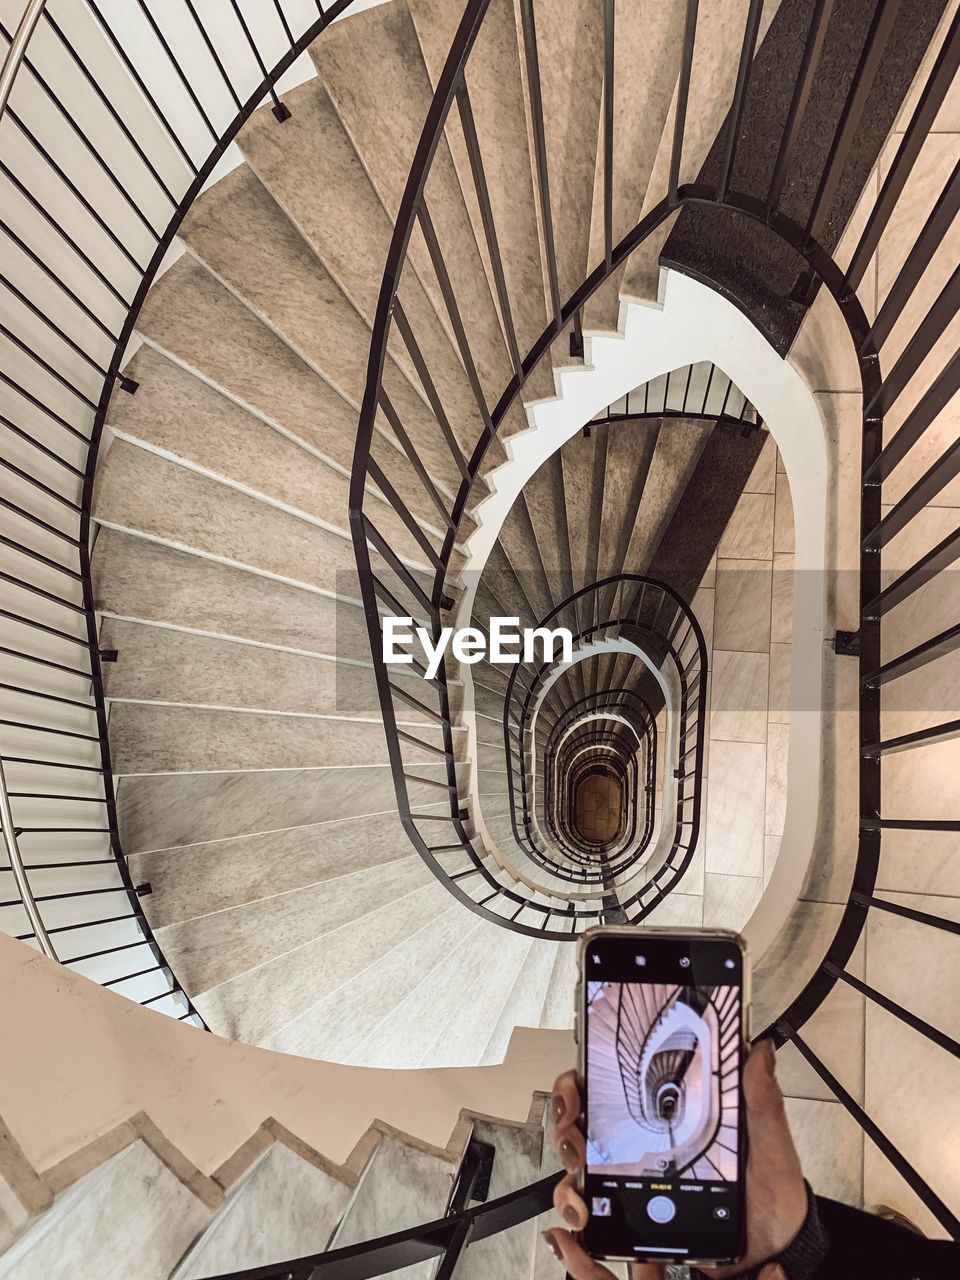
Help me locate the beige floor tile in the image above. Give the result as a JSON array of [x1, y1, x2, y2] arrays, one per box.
[[784, 1097, 863, 1205], [718, 491, 775, 560], [745, 432, 777, 494], [774, 471, 795, 555], [770, 554, 795, 644], [702, 872, 762, 929], [705, 740, 765, 878], [863, 1001, 960, 1240], [714, 558, 773, 652], [765, 721, 789, 838], [768, 642, 792, 723], [776, 936, 865, 1104], [710, 650, 769, 744]]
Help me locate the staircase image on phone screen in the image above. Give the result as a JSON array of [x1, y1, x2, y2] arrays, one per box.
[[587, 982, 740, 1181]]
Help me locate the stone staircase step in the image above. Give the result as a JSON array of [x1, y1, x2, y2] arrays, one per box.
[[156, 849, 432, 1008], [107, 345, 448, 565], [263, 903, 474, 1062], [93, 439, 360, 595], [179, 165, 471, 499], [115, 767, 446, 857], [128, 808, 420, 930], [238, 78, 507, 474], [174, 1139, 351, 1280], [328, 1127, 459, 1279], [91, 529, 364, 658], [99, 617, 427, 723], [0, 1140, 212, 1280], [585, 0, 687, 330], [137, 257, 451, 541], [107, 702, 442, 775]]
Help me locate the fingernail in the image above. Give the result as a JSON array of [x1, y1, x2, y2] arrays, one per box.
[[562, 1203, 580, 1226], [559, 1138, 579, 1172], [552, 1093, 565, 1125], [541, 1231, 563, 1260]]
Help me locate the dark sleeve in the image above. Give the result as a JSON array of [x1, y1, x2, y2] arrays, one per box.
[[813, 1196, 959, 1279]]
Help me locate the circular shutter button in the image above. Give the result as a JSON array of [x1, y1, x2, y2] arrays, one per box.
[[646, 1195, 676, 1224]]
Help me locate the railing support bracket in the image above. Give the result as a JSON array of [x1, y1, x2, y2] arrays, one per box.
[[834, 630, 861, 656]]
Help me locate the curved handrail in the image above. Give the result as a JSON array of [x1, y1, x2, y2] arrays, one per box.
[[0, 751, 54, 957], [0, 0, 359, 1017], [0, 0, 44, 118], [346, 0, 960, 1231], [503, 577, 702, 885]]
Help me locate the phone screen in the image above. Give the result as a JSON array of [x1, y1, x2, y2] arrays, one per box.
[[581, 932, 746, 1265]]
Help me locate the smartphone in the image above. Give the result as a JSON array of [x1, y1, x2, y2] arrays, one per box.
[[576, 925, 749, 1268]]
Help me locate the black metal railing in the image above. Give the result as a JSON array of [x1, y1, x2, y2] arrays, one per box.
[[346, 0, 960, 1241], [590, 360, 760, 432], [0, 0, 360, 1017], [0, 0, 956, 1263], [496, 577, 705, 917]]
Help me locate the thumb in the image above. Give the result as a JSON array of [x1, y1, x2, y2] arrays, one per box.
[[744, 1039, 803, 1180], [758, 1267, 786, 1279]]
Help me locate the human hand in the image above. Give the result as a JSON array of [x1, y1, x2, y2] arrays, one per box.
[[542, 1039, 807, 1279]]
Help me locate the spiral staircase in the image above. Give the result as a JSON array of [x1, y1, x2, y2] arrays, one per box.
[[1, 0, 960, 1274]]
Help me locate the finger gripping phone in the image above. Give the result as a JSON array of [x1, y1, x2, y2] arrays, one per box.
[[577, 926, 748, 1268]]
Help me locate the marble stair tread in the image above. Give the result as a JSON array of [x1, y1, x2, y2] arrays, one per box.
[[480, 938, 560, 1066], [540, 937, 578, 1029], [193, 876, 451, 1048], [93, 440, 361, 596], [157, 852, 432, 1002], [98, 618, 432, 723], [0, 1140, 211, 1280], [312, 1, 515, 408], [480, 538, 542, 631], [522, 0, 604, 305], [136, 257, 448, 538], [420, 927, 535, 1068], [620, 416, 713, 573], [91, 529, 365, 659], [560, 428, 602, 604], [520, 452, 575, 608], [176, 1142, 351, 1280], [107, 702, 446, 775], [107, 345, 446, 563], [645, 420, 767, 602], [330, 1129, 457, 1261], [411, 0, 550, 362], [620, 0, 772, 312], [237, 81, 506, 474], [179, 165, 470, 498], [495, 500, 556, 624], [599, 419, 660, 574], [128, 808, 417, 929], [584, 0, 686, 329], [454, 1111, 544, 1279], [264, 903, 475, 1063], [116, 768, 446, 856]]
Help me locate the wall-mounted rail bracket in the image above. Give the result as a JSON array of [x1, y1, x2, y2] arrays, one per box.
[[834, 630, 860, 656], [458, 807, 470, 821], [99, 649, 119, 663], [135, 882, 153, 897], [116, 374, 139, 394], [272, 101, 291, 123]]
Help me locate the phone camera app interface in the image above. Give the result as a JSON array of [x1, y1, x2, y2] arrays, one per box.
[[584, 939, 743, 1262]]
